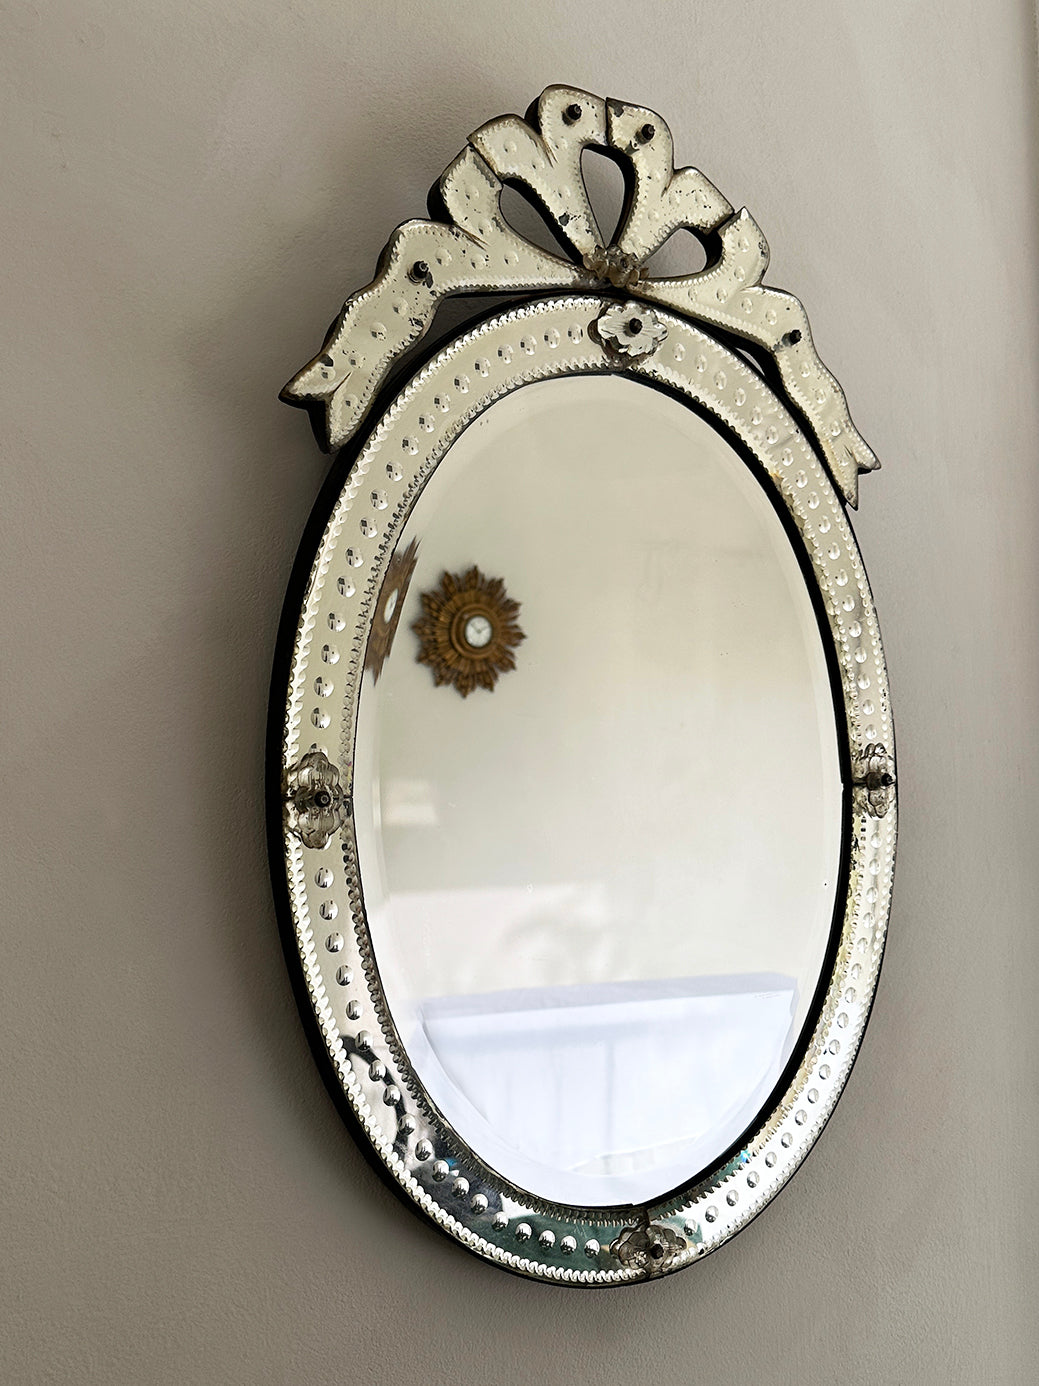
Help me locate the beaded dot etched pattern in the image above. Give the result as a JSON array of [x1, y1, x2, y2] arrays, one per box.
[[277, 297, 895, 1284]]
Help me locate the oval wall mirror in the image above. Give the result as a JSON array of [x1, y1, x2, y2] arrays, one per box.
[[271, 86, 896, 1285]]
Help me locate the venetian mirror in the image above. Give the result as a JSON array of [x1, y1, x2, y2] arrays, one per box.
[[270, 85, 896, 1284]]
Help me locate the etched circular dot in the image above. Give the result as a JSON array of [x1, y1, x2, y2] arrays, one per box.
[[765, 1151, 777, 1167], [734, 387, 746, 406], [311, 708, 330, 729], [515, 1223, 532, 1242], [781, 1132, 793, 1148], [346, 999, 362, 1020], [319, 900, 338, 921], [471, 1194, 488, 1214], [714, 370, 727, 389], [325, 932, 344, 953], [750, 407, 762, 426], [560, 1235, 577, 1255], [415, 1140, 433, 1162], [431, 1160, 449, 1182], [383, 1086, 400, 1106], [493, 1211, 508, 1230], [584, 1239, 600, 1257], [747, 1171, 760, 1188], [694, 354, 707, 372], [795, 1110, 807, 1125], [453, 1178, 469, 1198], [726, 1191, 738, 1206], [315, 867, 333, 888], [335, 965, 352, 986], [704, 1207, 717, 1223], [673, 342, 686, 362], [321, 644, 339, 665]]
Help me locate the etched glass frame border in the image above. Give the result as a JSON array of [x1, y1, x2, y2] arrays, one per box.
[[270, 294, 896, 1286]]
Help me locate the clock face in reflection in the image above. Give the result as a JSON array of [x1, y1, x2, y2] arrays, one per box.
[[462, 613, 493, 649], [412, 566, 525, 697]]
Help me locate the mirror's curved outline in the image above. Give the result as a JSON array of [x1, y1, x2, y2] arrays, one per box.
[[270, 295, 895, 1285]]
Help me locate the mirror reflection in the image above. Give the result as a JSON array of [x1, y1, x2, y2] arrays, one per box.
[[354, 375, 842, 1206]]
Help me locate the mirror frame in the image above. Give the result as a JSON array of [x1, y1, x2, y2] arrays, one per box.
[[270, 87, 896, 1285]]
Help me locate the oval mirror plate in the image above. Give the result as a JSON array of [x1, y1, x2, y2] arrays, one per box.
[[270, 297, 895, 1284]]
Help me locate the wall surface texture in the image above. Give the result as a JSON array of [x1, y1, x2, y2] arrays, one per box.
[[2, 3, 1037, 1382]]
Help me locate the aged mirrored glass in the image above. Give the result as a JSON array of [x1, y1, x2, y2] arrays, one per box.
[[271, 85, 896, 1284]]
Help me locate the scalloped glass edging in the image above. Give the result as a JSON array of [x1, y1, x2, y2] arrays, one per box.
[[274, 296, 895, 1285]]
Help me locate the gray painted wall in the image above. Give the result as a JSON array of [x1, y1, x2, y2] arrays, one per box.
[[2, 2, 1036, 1381]]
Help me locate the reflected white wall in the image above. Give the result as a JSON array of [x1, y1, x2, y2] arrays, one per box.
[[354, 374, 843, 1202]]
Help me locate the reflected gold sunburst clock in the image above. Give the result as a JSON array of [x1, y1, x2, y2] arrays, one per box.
[[413, 566, 525, 697]]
